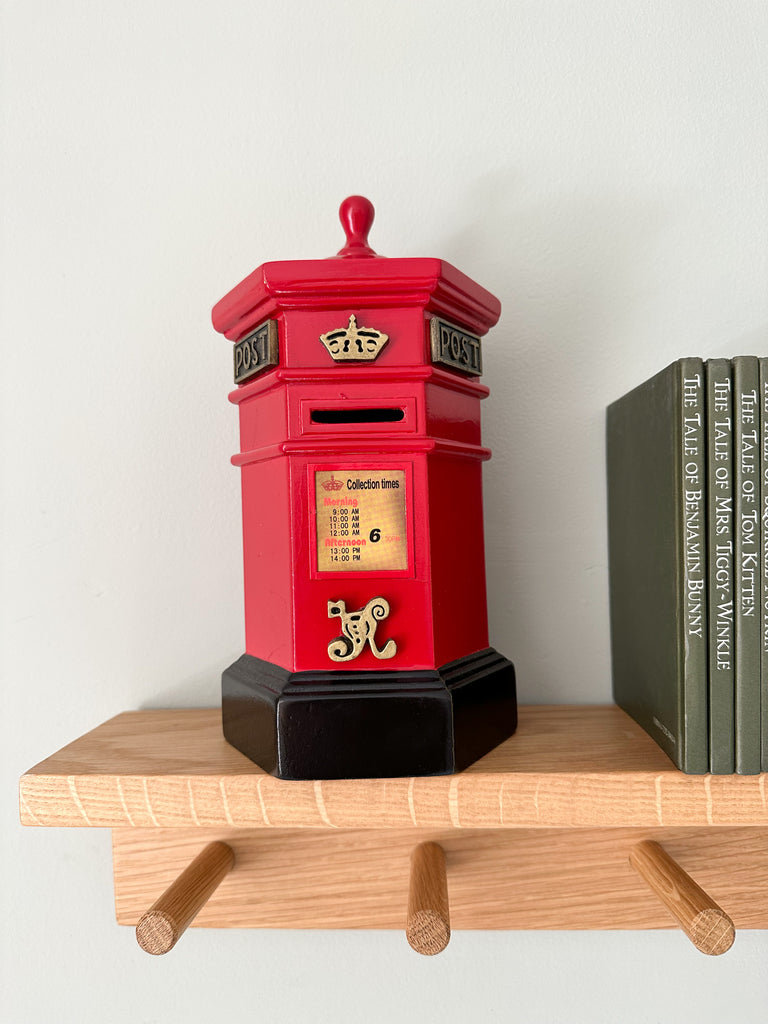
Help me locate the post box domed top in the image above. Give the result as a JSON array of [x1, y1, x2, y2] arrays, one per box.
[[211, 197, 501, 344]]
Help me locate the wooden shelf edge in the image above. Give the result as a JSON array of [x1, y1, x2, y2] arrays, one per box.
[[19, 706, 768, 830]]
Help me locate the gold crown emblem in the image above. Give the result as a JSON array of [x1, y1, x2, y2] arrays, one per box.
[[321, 474, 344, 492], [319, 315, 389, 362]]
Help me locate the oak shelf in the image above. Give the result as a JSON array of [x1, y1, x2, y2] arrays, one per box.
[[19, 705, 768, 830], [19, 706, 768, 941]]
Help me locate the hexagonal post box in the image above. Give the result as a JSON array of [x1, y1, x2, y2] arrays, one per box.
[[212, 197, 517, 779]]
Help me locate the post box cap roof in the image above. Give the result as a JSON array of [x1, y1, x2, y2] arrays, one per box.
[[212, 197, 501, 342]]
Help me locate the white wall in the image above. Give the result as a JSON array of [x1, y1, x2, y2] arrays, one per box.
[[3, 1, 767, 1020]]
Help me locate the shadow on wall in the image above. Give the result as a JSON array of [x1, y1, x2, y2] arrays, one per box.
[[435, 170, 677, 700]]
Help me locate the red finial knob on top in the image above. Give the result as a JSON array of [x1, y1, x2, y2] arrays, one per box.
[[336, 196, 378, 258]]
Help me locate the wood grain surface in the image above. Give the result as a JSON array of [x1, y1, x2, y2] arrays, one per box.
[[629, 840, 735, 954], [19, 706, 768, 829], [406, 842, 450, 954], [135, 841, 235, 954], [112, 825, 768, 931]]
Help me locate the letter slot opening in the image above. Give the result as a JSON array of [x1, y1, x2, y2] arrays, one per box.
[[310, 408, 405, 424]]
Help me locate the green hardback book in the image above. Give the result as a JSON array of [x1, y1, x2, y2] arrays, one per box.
[[607, 358, 708, 774], [733, 356, 761, 774], [759, 357, 768, 771], [706, 359, 735, 774]]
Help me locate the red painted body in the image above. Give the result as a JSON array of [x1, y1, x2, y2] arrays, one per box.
[[212, 199, 501, 673]]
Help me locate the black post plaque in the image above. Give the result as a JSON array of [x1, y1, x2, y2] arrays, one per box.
[[429, 317, 483, 376], [233, 320, 279, 384]]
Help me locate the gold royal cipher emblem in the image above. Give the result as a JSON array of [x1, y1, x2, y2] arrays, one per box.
[[327, 597, 397, 662], [319, 315, 388, 362]]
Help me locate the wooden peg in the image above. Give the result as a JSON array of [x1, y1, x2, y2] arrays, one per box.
[[406, 841, 450, 955], [629, 839, 735, 955], [136, 841, 235, 955]]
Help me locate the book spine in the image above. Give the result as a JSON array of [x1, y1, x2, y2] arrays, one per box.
[[706, 360, 735, 774], [679, 358, 708, 773], [761, 358, 768, 771], [733, 356, 761, 773]]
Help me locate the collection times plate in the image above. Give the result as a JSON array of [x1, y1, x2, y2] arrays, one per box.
[[314, 468, 408, 573]]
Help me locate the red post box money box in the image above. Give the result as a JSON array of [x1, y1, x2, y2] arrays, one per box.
[[212, 197, 517, 779]]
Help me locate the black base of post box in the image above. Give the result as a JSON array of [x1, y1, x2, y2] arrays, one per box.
[[221, 648, 517, 779]]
